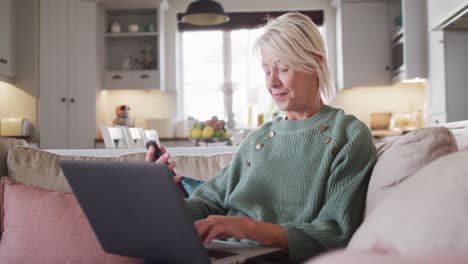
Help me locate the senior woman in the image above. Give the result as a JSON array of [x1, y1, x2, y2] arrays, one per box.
[[147, 12, 376, 263]]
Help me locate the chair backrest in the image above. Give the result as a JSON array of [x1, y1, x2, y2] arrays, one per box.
[[144, 129, 160, 147], [99, 124, 130, 149], [123, 127, 147, 148]]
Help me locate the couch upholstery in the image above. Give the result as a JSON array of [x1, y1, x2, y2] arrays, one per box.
[[0, 126, 467, 263]]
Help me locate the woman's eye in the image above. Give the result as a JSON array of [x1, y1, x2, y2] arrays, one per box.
[[279, 68, 289, 73], [264, 71, 271, 76]]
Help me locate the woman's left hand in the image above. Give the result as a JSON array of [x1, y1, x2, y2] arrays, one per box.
[[195, 215, 254, 243], [194, 215, 288, 250]]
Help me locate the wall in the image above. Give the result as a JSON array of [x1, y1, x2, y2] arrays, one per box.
[[330, 82, 426, 127], [0, 81, 37, 133], [96, 89, 177, 136]]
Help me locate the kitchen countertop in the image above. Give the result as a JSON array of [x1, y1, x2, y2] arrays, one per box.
[[371, 129, 403, 138], [0, 136, 35, 142]]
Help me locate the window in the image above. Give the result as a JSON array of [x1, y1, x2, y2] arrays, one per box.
[[178, 11, 324, 128]]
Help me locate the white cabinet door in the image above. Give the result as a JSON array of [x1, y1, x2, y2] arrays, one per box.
[[0, 0, 14, 78], [337, 1, 391, 88], [39, 0, 97, 149], [427, 31, 446, 118], [39, 0, 69, 149], [67, 0, 97, 149]]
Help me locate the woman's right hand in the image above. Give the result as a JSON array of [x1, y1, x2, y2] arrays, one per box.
[[144, 144, 182, 183]]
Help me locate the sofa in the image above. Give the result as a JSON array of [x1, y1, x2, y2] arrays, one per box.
[[0, 125, 467, 263]]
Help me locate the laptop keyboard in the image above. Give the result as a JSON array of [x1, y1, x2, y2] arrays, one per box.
[[206, 249, 238, 260]]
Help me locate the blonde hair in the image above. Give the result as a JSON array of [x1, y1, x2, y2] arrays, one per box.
[[253, 12, 335, 103]]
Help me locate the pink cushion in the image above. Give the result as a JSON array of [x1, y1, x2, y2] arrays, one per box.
[[306, 249, 468, 264], [0, 177, 140, 264]]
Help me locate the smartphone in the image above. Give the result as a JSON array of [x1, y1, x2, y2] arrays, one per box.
[[146, 140, 189, 198]]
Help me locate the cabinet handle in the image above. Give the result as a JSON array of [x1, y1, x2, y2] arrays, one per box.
[[112, 75, 122, 80], [0, 58, 6, 64], [385, 66, 390, 71], [435, 120, 439, 124], [61, 98, 67, 102], [70, 98, 75, 103], [140, 74, 150, 79]]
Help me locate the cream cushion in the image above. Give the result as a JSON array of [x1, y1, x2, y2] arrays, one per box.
[[7, 146, 146, 193], [0, 139, 27, 177], [348, 149, 468, 254], [365, 127, 458, 216], [7, 146, 235, 193]]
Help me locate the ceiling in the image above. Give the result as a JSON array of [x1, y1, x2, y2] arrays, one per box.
[[443, 6, 468, 30]]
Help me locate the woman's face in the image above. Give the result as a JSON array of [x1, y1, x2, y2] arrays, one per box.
[[261, 52, 322, 119]]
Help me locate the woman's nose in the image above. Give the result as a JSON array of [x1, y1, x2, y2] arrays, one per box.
[[268, 70, 281, 88]]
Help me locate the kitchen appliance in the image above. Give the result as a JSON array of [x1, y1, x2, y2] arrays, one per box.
[[0, 118, 32, 137]]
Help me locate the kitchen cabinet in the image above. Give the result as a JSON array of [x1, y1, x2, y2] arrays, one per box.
[[426, 31, 447, 125], [0, 0, 14, 80], [336, 0, 392, 89], [389, 0, 427, 83], [426, 0, 468, 124], [39, 0, 98, 149], [102, 8, 163, 90]]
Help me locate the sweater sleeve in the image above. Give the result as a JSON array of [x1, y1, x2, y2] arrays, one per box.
[[282, 128, 377, 263], [184, 152, 243, 221]]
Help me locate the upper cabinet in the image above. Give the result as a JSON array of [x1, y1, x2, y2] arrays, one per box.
[[336, 0, 392, 89], [102, 7, 163, 90], [0, 0, 14, 80], [390, 0, 427, 83], [335, 0, 428, 89]]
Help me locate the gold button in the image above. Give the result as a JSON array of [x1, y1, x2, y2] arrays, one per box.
[[269, 131, 276, 138], [331, 146, 338, 155], [319, 125, 328, 132], [256, 143, 263, 150], [325, 137, 331, 144]]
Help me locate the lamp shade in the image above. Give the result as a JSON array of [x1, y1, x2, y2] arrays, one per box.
[[182, 0, 229, 26]]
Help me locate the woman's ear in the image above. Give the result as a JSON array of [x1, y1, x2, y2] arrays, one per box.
[[315, 55, 324, 64]]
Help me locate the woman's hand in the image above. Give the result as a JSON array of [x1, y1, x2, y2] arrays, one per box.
[[144, 145, 182, 183], [194, 215, 289, 250]]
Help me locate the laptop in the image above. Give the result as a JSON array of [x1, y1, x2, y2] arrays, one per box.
[[60, 160, 281, 264]]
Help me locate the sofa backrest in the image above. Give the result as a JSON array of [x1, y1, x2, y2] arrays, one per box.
[[4, 144, 235, 193], [0, 127, 465, 206]]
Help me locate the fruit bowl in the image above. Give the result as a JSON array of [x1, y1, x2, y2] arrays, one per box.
[[188, 116, 232, 146]]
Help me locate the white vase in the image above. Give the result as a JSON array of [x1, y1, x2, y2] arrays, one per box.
[[110, 21, 121, 33]]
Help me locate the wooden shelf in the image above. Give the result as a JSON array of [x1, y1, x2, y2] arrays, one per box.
[[105, 32, 158, 38]]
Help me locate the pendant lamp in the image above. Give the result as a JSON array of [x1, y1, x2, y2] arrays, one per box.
[[182, 0, 229, 26]]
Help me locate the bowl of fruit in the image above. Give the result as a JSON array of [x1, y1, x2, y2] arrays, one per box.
[[188, 116, 232, 146]]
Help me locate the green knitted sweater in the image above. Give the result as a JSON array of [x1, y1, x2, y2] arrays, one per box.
[[186, 105, 377, 263]]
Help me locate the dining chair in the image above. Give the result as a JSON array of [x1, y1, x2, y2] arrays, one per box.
[[144, 129, 160, 147], [123, 127, 147, 148], [99, 124, 131, 149]]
